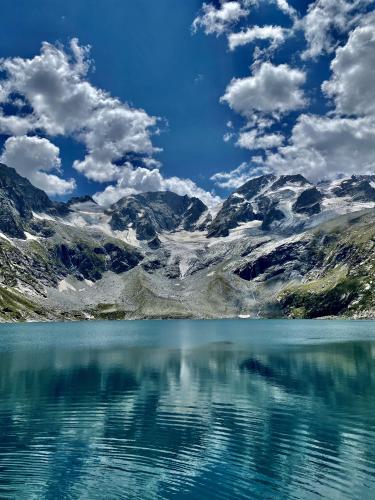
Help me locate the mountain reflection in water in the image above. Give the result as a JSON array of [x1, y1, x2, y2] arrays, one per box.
[[0, 320, 374, 499]]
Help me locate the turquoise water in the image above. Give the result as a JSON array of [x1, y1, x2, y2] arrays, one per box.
[[0, 320, 375, 499]]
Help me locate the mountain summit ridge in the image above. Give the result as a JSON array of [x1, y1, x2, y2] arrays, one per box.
[[0, 164, 374, 321]]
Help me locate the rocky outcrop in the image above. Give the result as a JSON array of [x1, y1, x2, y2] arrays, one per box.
[[207, 174, 316, 237], [208, 172, 375, 237], [51, 240, 143, 281], [0, 163, 68, 238], [234, 237, 319, 282], [292, 187, 323, 215], [332, 176, 375, 202], [256, 195, 285, 230], [207, 175, 275, 237], [109, 191, 208, 240], [270, 174, 310, 190]]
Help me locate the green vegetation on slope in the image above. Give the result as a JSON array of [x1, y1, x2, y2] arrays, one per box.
[[278, 210, 375, 318], [0, 287, 45, 321]]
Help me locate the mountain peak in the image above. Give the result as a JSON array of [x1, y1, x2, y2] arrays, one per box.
[[0, 163, 55, 238], [236, 174, 276, 198], [109, 190, 209, 240], [270, 174, 310, 190], [67, 195, 97, 206], [0, 166, 375, 321], [333, 176, 375, 202], [207, 172, 375, 238]]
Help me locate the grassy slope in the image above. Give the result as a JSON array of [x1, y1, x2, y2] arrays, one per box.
[[278, 210, 375, 318]]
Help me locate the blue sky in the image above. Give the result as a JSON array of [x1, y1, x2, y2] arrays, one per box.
[[0, 0, 374, 206]]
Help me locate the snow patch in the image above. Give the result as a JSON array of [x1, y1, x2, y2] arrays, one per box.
[[0, 231, 13, 244], [58, 279, 77, 293], [24, 232, 40, 241], [195, 209, 210, 228], [32, 211, 56, 221], [115, 227, 140, 248], [159, 231, 209, 279]]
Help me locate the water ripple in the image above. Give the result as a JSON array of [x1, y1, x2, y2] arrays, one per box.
[[0, 325, 375, 499]]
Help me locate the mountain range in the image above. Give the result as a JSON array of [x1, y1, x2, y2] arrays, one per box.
[[0, 161, 375, 321]]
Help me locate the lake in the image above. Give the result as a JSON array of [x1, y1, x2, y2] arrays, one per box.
[[0, 320, 375, 499]]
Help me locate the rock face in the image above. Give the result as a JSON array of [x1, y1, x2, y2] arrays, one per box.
[[51, 240, 143, 281], [1, 164, 375, 322], [109, 191, 208, 240], [270, 174, 310, 190], [292, 187, 323, 215], [332, 176, 375, 202], [234, 237, 318, 282], [207, 175, 275, 237], [0, 163, 68, 238], [0, 163, 53, 238], [208, 173, 375, 237], [207, 174, 318, 237]]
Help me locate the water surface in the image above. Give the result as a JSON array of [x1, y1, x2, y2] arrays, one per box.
[[0, 320, 375, 499]]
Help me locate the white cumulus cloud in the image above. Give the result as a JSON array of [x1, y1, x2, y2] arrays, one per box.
[[322, 13, 375, 117], [274, 0, 297, 18], [228, 25, 286, 50], [192, 1, 250, 36], [221, 62, 307, 117], [300, 0, 374, 60], [211, 162, 269, 189], [0, 39, 158, 186], [264, 114, 375, 180], [236, 130, 284, 149], [0, 136, 75, 195], [94, 164, 222, 208], [0, 38, 222, 205], [196, 0, 375, 185]]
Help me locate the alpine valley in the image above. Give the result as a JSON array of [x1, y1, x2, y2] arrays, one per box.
[[1, 162, 375, 322]]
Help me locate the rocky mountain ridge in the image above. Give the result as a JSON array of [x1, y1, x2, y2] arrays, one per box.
[[0, 162, 374, 321]]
